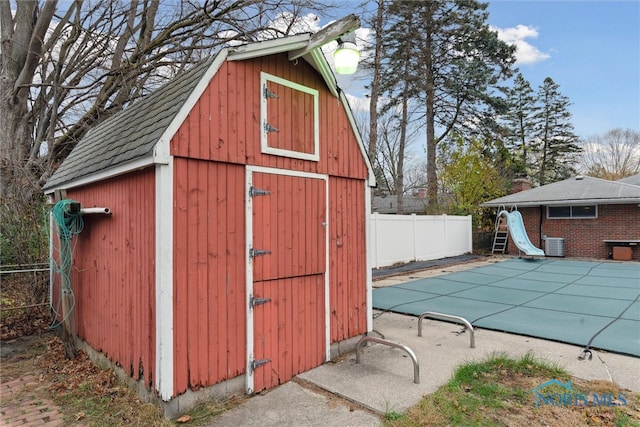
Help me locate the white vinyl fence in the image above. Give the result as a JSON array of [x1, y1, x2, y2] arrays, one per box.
[[369, 213, 472, 269]]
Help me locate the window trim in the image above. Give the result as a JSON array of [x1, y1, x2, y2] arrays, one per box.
[[260, 72, 320, 162], [547, 204, 598, 219]]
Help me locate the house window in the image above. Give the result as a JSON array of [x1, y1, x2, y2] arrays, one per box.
[[260, 72, 319, 161], [547, 205, 597, 219]]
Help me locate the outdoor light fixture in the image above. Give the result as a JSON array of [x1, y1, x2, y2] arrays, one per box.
[[288, 14, 361, 76], [333, 38, 360, 75]]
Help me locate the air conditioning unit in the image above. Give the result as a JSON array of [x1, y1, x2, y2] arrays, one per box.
[[545, 237, 565, 257]]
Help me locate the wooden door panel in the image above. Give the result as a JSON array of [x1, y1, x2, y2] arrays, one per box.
[[250, 172, 326, 392], [252, 275, 325, 392], [251, 173, 326, 281]]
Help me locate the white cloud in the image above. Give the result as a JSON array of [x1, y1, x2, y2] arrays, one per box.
[[344, 92, 369, 112], [492, 24, 550, 65]]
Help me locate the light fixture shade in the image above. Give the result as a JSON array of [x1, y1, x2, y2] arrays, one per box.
[[333, 41, 360, 75]]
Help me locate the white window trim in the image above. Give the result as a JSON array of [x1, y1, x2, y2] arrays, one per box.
[[260, 72, 319, 162], [547, 204, 598, 219]]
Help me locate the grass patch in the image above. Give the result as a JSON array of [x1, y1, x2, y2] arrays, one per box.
[[382, 352, 640, 427]]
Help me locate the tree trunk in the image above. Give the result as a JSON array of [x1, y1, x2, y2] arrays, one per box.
[[395, 66, 410, 215], [424, 7, 437, 208], [368, 0, 384, 162], [0, 75, 39, 206]]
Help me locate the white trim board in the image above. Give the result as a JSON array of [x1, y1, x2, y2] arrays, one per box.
[[155, 159, 174, 400]]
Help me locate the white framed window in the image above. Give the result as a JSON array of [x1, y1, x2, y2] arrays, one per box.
[[547, 205, 597, 219], [260, 72, 319, 161]]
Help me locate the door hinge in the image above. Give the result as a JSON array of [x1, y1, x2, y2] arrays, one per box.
[[249, 247, 271, 258], [250, 358, 271, 372], [264, 122, 279, 133], [249, 186, 271, 197], [250, 294, 272, 308], [263, 86, 279, 99]]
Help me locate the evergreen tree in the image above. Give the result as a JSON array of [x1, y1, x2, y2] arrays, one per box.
[[380, 0, 516, 206], [533, 77, 581, 184], [503, 73, 539, 177], [377, 1, 418, 211]]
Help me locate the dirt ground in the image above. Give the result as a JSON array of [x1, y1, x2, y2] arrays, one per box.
[[0, 332, 178, 426]]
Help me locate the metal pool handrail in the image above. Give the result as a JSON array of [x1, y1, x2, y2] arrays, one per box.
[[417, 311, 475, 348], [355, 336, 420, 384]]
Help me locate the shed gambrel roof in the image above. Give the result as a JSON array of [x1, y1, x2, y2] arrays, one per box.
[[44, 33, 374, 192], [44, 57, 215, 191], [481, 175, 640, 207]]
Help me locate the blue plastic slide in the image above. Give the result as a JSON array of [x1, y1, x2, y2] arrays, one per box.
[[497, 210, 545, 257]]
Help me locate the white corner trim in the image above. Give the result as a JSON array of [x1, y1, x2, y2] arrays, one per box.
[[245, 168, 255, 394], [338, 90, 376, 187], [309, 48, 339, 98], [324, 173, 331, 361], [155, 159, 174, 400], [364, 183, 373, 332]]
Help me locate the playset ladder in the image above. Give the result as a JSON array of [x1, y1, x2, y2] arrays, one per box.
[[492, 213, 508, 254]]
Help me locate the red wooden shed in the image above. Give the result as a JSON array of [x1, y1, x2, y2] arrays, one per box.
[[43, 33, 375, 412]]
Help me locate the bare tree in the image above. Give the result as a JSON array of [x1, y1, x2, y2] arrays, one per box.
[[372, 107, 420, 197], [0, 0, 332, 199], [578, 128, 640, 180], [363, 0, 385, 162], [0, 0, 332, 263]]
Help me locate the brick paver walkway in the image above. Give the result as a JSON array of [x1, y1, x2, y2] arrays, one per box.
[[0, 374, 64, 426]]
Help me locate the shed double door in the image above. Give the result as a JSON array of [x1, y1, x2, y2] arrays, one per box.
[[249, 171, 327, 392]]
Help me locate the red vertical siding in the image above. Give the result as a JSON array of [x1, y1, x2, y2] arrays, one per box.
[[66, 168, 156, 388], [170, 55, 369, 181], [252, 173, 326, 280], [329, 177, 367, 343], [252, 275, 325, 391], [172, 158, 246, 395]]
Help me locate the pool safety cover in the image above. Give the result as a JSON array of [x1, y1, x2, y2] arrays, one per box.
[[373, 259, 640, 357]]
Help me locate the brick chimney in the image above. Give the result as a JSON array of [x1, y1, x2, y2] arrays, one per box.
[[512, 178, 531, 193]]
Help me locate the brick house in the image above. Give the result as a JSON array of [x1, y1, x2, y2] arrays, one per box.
[[482, 175, 640, 260]]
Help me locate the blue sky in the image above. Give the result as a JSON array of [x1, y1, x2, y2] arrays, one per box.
[[487, 0, 640, 139], [330, 1, 640, 141]]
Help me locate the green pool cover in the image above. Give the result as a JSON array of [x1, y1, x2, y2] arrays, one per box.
[[372, 258, 640, 357]]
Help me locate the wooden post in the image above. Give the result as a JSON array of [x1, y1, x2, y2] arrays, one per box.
[[53, 200, 77, 358]]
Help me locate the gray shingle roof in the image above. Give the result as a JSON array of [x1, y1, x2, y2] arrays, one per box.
[[43, 56, 216, 191], [617, 173, 640, 186], [482, 175, 640, 207], [372, 195, 428, 214]]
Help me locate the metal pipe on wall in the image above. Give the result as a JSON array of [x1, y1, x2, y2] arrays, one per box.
[[80, 207, 111, 214]]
